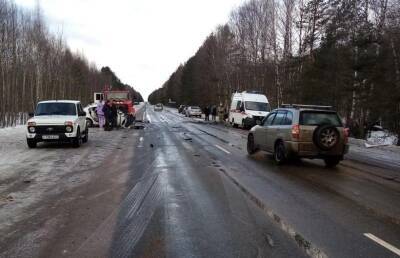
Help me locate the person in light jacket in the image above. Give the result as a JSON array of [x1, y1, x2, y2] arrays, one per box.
[[96, 101, 105, 128]]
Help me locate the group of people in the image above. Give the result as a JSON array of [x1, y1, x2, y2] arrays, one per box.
[[96, 100, 135, 131], [203, 104, 227, 122]]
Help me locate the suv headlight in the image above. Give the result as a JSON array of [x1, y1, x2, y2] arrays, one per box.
[[28, 126, 36, 133], [66, 126, 73, 133]]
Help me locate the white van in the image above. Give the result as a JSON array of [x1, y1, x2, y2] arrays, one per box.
[[229, 91, 271, 129]]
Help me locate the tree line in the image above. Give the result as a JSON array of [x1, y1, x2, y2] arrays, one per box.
[[149, 0, 400, 142], [0, 0, 142, 127]]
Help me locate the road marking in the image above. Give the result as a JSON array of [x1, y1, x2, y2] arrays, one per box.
[[364, 233, 400, 256], [215, 145, 231, 154]]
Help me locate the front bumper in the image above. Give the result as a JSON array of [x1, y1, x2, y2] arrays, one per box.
[[27, 132, 77, 142]]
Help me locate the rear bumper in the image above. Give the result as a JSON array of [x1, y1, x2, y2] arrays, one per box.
[[285, 141, 349, 159]]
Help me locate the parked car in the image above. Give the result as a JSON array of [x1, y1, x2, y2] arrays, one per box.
[[26, 100, 89, 148], [154, 103, 163, 111], [185, 106, 202, 117], [178, 105, 187, 113], [247, 104, 349, 167], [229, 91, 271, 129]]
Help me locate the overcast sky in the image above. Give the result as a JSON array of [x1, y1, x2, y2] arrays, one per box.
[[14, 0, 245, 100]]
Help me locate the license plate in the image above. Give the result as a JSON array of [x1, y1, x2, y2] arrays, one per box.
[[42, 135, 59, 140]]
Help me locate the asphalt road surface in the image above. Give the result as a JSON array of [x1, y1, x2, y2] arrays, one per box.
[[0, 105, 399, 258]]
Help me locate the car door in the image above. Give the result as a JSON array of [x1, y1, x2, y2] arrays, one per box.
[[266, 111, 286, 152], [77, 103, 86, 132], [255, 112, 276, 151]]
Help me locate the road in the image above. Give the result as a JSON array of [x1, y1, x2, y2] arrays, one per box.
[[0, 105, 399, 258]]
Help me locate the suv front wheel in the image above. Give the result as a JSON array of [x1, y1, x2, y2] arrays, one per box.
[[27, 139, 37, 148], [72, 127, 82, 148]]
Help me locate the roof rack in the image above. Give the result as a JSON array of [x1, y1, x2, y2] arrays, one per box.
[[280, 104, 333, 110]]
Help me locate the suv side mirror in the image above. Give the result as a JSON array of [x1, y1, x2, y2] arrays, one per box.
[[79, 111, 86, 117], [28, 112, 34, 118]]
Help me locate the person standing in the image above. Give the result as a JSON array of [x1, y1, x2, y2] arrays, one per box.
[[218, 103, 224, 123], [102, 101, 113, 131], [204, 106, 210, 121], [211, 105, 217, 121], [111, 100, 118, 129], [96, 101, 105, 128]]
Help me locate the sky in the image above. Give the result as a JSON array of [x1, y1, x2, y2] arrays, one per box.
[[14, 0, 246, 100]]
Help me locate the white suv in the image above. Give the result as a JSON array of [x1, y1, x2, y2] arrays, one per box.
[[26, 100, 89, 148]]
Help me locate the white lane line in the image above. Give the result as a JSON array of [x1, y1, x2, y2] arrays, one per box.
[[215, 145, 231, 154], [364, 233, 400, 256]]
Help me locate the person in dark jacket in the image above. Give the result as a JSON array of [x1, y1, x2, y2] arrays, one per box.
[[211, 105, 217, 121], [204, 106, 210, 121], [111, 100, 118, 129], [102, 100, 113, 131]]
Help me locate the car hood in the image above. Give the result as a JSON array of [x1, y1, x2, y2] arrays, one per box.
[[247, 110, 269, 117], [29, 115, 77, 125]]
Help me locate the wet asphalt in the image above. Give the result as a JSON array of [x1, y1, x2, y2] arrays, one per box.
[[0, 106, 399, 258]]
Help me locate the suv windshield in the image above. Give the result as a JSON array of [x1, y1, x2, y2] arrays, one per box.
[[245, 101, 270, 112], [300, 111, 342, 126], [35, 103, 77, 116]]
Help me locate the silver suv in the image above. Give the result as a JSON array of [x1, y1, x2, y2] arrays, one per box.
[[247, 104, 349, 167]]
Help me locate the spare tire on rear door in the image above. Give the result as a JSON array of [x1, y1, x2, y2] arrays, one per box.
[[313, 124, 339, 151]]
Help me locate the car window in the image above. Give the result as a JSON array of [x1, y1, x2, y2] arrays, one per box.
[[236, 101, 242, 110], [282, 111, 293, 125], [300, 111, 342, 126], [272, 111, 286, 125], [263, 113, 276, 126], [245, 102, 270, 112]]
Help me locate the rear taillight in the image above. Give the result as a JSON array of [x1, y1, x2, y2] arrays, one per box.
[[292, 124, 300, 139], [343, 128, 349, 144]]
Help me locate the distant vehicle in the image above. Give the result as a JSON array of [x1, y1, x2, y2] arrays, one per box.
[[84, 103, 99, 127], [154, 103, 163, 111], [247, 104, 349, 167], [229, 91, 271, 129], [185, 106, 202, 117], [178, 105, 187, 114], [26, 100, 89, 148]]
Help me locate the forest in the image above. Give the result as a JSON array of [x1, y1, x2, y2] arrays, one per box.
[[0, 0, 142, 127], [149, 0, 400, 141]]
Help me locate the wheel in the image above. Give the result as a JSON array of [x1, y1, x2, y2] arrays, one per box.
[[274, 141, 287, 165], [313, 125, 340, 151], [82, 126, 89, 143], [247, 134, 258, 155], [232, 119, 238, 128], [86, 118, 93, 128], [324, 157, 341, 168], [27, 139, 37, 148], [72, 127, 82, 148]]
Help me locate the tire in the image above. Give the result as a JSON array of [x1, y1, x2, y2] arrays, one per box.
[[232, 119, 238, 128], [86, 118, 93, 128], [274, 141, 287, 165], [324, 156, 341, 168], [247, 134, 257, 155], [82, 126, 89, 143], [313, 125, 340, 151], [27, 139, 37, 148], [72, 127, 81, 148]]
